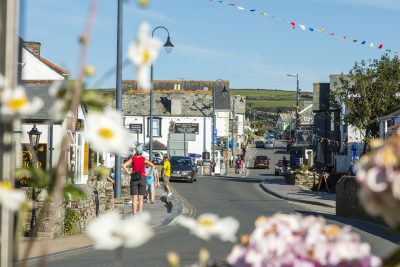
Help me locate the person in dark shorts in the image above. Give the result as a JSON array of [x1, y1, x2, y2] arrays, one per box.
[[122, 145, 155, 214]]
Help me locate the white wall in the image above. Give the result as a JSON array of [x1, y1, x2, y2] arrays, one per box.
[[124, 116, 212, 155], [21, 47, 65, 80], [216, 111, 230, 137]]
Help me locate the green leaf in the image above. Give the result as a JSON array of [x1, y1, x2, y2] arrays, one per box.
[[64, 184, 86, 201]]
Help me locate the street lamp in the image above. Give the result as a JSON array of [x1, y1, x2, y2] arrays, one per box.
[[150, 26, 174, 161], [27, 124, 41, 237], [287, 73, 300, 144], [212, 79, 228, 174]]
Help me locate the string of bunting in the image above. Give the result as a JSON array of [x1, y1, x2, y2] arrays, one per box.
[[301, 131, 360, 148], [208, 0, 399, 55]]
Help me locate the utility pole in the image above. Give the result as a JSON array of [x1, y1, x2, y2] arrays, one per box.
[[114, 0, 123, 198], [231, 97, 236, 154], [295, 74, 300, 144], [0, 0, 20, 265]]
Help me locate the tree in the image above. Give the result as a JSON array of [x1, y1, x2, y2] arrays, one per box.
[[332, 54, 400, 151]]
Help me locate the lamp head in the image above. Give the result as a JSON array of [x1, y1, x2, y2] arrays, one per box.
[[27, 124, 42, 149], [163, 36, 174, 54]]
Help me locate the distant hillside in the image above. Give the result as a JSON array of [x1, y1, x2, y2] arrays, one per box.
[[230, 89, 313, 113]]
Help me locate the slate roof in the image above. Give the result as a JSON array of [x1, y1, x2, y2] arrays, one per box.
[[122, 80, 230, 110], [22, 81, 55, 122]]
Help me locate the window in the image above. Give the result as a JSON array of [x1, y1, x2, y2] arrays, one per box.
[[147, 117, 162, 137]]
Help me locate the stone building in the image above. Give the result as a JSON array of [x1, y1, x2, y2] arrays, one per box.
[[120, 80, 231, 165]]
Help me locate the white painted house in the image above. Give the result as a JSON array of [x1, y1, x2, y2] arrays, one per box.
[[20, 41, 90, 184]]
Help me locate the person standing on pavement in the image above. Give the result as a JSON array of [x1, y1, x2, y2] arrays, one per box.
[[122, 145, 155, 214], [161, 155, 172, 197], [145, 164, 159, 204]]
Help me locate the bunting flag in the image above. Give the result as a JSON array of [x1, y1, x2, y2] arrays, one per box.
[[208, 0, 399, 55]]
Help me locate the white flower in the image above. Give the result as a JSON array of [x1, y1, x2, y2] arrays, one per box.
[[87, 211, 153, 250], [127, 22, 162, 90], [0, 181, 26, 211], [1, 86, 43, 117], [85, 108, 132, 154], [176, 213, 239, 242]]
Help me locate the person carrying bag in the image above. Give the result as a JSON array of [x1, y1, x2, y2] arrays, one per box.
[[122, 145, 155, 214]]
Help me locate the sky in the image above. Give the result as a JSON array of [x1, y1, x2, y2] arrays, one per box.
[[23, 0, 400, 92]]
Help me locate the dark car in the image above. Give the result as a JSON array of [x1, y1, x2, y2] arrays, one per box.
[[254, 155, 270, 169], [275, 160, 291, 175], [255, 141, 265, 148], [170, 156, 198, 183]]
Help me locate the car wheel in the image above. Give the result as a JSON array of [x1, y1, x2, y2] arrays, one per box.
[[188, 176, 194, 183], [194, 174, 198, 181]]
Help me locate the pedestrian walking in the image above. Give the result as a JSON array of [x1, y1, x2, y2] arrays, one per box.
[[122, 145, 155, 214], [161, 155, 172, 197], [145, 164, 159, 204]]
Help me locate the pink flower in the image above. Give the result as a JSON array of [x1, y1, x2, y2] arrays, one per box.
[[356, 134, 400, 227], [226, 214, 381, 267]]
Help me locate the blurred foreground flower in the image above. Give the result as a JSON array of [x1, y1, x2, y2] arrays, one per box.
[[227, 214, 380, 267], [127, 22, 161, 90], [1, 85, 43, 118], [87, 211, 153, 250], [176, 213, 239, 242], [356, 134, 400, 227], [138, 0, 149, 8], [85, 108, 132, 154], [0, 181, 26, 211], [49, 80, 69, 120]]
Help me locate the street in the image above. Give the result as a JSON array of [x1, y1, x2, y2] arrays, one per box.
[[41, 142, 399, 267]]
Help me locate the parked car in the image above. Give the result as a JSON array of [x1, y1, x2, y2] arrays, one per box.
[[264, 141, 274, 149], [255, 141, 265, 148], [275, 160, 291, 175], [152, 152, 163, 165], [170, 156, 198, 183], [254, 155, 270, 169]]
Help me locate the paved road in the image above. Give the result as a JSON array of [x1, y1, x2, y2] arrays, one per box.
[[44, 142, 398, 267]]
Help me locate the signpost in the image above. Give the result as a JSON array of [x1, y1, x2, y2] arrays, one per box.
[[129, 124, 142, 145], [212, 129, 218, 145], [174, 123, 199, 134]]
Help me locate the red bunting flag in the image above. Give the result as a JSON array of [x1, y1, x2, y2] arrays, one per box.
[[378, 44, 383, 49], [290, 22, 296, 29], [228, 3, 235, 6]]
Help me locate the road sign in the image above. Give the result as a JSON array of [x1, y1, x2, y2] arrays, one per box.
[[212, 129, 218, 145]]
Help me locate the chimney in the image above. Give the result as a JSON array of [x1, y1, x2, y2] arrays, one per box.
[[24, 41, 41, 57]]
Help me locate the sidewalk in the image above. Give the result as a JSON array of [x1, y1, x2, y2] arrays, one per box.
[[260, 176, 336, 208], [18, 187, 173, 261]]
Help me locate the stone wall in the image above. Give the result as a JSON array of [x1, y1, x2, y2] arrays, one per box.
[[336, 176, 383, 223], [22, 180, 117, 238], [284, 172, 321, 190]]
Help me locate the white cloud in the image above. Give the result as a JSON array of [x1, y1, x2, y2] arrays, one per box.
[[175, 44, 228, 58]]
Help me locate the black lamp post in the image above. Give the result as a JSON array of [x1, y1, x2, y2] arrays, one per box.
[[150, 26, 174, 161], [27, 124, 41, 237], [212, 80, 228, 174]]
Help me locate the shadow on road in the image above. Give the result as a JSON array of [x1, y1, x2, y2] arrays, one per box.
[[296, 210, 400, 243], [274, 149, 288, 154], [210, 176, 262, 184]]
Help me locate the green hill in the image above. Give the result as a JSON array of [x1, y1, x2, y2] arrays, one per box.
[[230, 89, 313, 112]]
